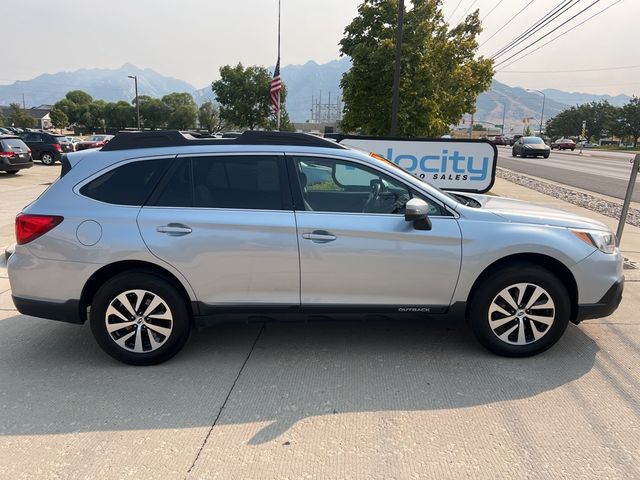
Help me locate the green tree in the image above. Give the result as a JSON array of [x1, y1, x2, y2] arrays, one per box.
[[611, 97, 640, 147], [49, 107, 69, 130], [9, 103, 36, 128], [85, 100, 107, 130], [52, 90, 94, 126], [0, 109, 5, 126], [104, 101, 135, 129], [212, 63, 275, 130], [197, 101, 222, 132], [546, 101, 617, 141], [339, 0, 493, 136], [138, 96, 169, 130], [161, 93, 197, 129]]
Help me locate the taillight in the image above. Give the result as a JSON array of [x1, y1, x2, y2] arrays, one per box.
[[54, 144, 63, 152], [15, 214, 64, 245], [0, 151, 13, 157], [95, 141, 105, 148]]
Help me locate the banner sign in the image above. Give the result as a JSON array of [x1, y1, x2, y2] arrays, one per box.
[[332, 135, 498, 193]]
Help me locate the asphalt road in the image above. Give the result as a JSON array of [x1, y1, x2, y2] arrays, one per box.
[[1, 159, 639, 479], [496, 146, 638, 202]]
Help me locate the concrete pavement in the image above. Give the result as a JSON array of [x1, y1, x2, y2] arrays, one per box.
[[0, 163, 638, 479]]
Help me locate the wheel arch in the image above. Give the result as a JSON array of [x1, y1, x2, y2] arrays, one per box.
[[465, 253, 578, 323], [80, 260, 197, 323]]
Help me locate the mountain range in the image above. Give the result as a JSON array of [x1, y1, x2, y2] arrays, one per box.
[[0, 60, 633, 129]]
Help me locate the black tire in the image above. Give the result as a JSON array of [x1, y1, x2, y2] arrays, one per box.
[[511, 149, 517, 157], [5, 170, 18, 175], [40, 152, 55, 165], [90, 271, 191, 365], [543, 153, 550, 158], [469, 263, 570, 357]]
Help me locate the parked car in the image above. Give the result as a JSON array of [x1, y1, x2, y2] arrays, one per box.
[[550, 138, 576, 150], [512, 136, 551, 158], [508, 134, 523, 146], [0, 135, 33, 174], [8, 131, 622, 365], [0, 127, 13, 135], [18, 131, 73, 165], [75, 134, 114, 151], [578, 141, 597, 148]]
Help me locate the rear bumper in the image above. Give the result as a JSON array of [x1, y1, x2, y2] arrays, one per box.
[[0, 157, 33, 171], [12, 296, 83, 324], [574, 279, 624, 324]]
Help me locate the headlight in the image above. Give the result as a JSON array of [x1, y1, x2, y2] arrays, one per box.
[[571, 229, 617, 254]]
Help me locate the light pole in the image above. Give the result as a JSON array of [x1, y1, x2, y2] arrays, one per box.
[[490, 89, 508, 135], [390, 0, 404, 136], [128, 75, 140, 130], [527, 89, 546, 135]]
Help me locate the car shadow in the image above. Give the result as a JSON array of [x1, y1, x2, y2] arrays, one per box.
[[0, 314, 598, 444]]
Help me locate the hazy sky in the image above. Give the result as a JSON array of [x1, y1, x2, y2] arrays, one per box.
[[2, 0, 636, 96]]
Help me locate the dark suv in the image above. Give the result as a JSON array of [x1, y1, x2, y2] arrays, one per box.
[[0, 135, 33, 174], [19, 132, 73, 165]]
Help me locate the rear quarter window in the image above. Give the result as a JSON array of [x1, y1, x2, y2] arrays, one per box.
[[80, 158, 171, 206]]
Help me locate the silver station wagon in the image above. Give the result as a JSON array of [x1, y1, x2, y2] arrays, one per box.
[[8, 131, 623, 365]]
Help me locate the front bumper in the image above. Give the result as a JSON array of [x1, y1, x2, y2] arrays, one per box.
[[574, 279, 624, 324]]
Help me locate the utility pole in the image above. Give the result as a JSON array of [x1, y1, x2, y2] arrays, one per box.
[[22, 93, 26, 110], [527, 89, 546, 135], [390, 0, 404, 136], [128, 75, 140, 129], [501, 102, 506, 135]]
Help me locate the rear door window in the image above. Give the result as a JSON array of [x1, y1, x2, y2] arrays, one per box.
[[1, 138, 28, 151], [80, 158, 171, 206], [152, 155, 286, 210]]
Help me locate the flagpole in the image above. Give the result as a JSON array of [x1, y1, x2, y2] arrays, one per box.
[[277, 0, 281, 131]]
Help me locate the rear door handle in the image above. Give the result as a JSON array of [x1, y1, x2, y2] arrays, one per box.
[[302, 230, 337, 243], [156, 223, 192, 236]]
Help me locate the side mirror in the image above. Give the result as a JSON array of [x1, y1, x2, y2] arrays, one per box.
[[405, 198, 432, 231]]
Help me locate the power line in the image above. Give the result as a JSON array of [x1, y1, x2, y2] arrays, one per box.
[[446, 0, 464, 23], [481, 0, 506, 22], [501, 64, 640, 74], [494, 0, 604, 68], [479, 0, 536, 47], [495, 0, 624, 70], [454, 0, 479, 24], [491, 0, 580, 60]]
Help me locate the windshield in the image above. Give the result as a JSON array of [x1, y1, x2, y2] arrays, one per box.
[[1, 138, 27, 150], [55, 136, 70, 143], [523, 137, 544, 144], [85, 135, 105, 141]]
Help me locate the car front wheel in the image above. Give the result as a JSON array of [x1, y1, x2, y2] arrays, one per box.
[[469, 263, 570, 357], [90, 272, 191, 365]]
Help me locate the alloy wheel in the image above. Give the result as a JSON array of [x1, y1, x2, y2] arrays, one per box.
[[104, 289, 174, 353], [488, 283, 555, 345]]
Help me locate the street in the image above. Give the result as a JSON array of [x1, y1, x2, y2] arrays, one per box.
[[497, 146, 637, 202]]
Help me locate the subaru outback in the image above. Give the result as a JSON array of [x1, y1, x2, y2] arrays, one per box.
[[8, 131, 623, 365]]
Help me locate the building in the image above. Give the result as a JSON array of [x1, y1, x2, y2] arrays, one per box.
[[0, 105, 52, 129]]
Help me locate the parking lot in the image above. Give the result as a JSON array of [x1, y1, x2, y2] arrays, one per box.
[[1, 165, 639, 479]]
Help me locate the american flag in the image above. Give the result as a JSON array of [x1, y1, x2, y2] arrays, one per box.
[[270, 57, 282, 114]]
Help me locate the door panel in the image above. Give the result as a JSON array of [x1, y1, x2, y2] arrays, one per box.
[[138, 208, 300, 305], [296, 212, 462, 306]]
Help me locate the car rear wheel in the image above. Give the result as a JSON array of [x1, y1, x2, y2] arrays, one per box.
[[5, 170, 18, 175], [90, 272, 191, 365], [40, 152, 55, 165], [469, 263, 570, 357]]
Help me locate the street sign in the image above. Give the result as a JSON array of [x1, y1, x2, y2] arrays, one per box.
[[331, 135, 497, 193]]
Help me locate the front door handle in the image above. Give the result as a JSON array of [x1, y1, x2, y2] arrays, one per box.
[[156, 223, 192, 236], [302, 230, 337, 243]]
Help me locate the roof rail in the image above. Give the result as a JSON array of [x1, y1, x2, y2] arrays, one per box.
[[101, 130, 346, 152]]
